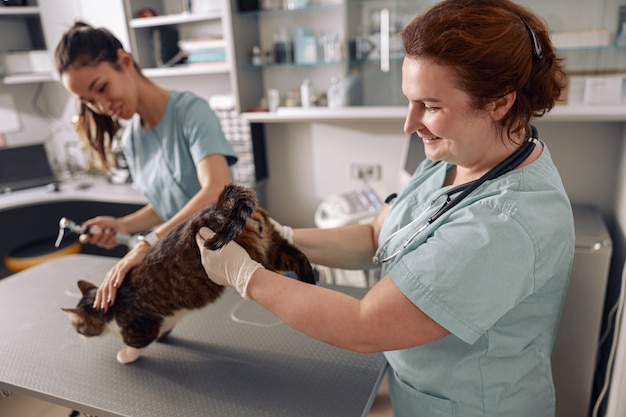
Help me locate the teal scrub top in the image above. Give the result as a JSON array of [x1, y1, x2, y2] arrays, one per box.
[[122, 91, 238, 221], [379, 142, 575, 417]]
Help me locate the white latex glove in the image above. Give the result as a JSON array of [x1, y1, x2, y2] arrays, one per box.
[[196, 227, 264, 299], [269, 217, 294, 244]]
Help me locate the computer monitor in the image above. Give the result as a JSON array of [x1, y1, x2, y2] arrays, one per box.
[[398, 131, 426, 186], [0, 143, 57, 192]]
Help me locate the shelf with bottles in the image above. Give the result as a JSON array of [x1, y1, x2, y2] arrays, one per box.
[[243, 59, 344, 70], [241, 17, 344, 70], [558, 45, 626, 75], [235, 1, 342, 17]]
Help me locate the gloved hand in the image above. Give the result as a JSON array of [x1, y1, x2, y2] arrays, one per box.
[[195, 227, 264, 299], [269, 217, 294, 244]]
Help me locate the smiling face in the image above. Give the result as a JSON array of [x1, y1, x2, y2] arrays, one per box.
[[61, 50, 138, 121], [401, 57, 506, 174]]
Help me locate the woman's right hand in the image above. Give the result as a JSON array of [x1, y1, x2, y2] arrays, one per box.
[[94, 241, 151, 312], [79, 216, 124, 249]]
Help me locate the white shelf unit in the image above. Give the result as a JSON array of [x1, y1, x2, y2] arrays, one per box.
[[122, 0, 232, 78], [2, 72, 55, 85], [0, 2, 54, 85], [242, 103, 626, 123], [128, 10, 222, 28], [0, 5, 39, 15]]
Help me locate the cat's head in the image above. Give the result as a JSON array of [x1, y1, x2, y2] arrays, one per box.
[[62, 280, 110, 337]]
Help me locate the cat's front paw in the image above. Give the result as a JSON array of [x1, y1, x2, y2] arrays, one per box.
[[116, 346, 143, 364]]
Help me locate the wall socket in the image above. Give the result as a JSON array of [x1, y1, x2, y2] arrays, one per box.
[[351, 163, 382, 181]]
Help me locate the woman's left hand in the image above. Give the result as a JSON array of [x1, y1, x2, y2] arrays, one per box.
[[93, 242, 151, 311]]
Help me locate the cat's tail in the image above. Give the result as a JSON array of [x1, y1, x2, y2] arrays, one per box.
[[202, 184, 258, 250]]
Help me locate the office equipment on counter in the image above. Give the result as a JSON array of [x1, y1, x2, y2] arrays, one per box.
[[0, 254, 387, 417], [0, 144, 57, 193], [314, 131, 425, 229], [315, 186, 384, 229]]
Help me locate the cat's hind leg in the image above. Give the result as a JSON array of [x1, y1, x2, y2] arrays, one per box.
[[156, 310, 190, 342], [117, 346, 145, 364], [272, 245, 317, 285]]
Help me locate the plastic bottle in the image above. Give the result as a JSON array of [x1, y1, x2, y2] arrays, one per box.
[[273, 27, 292, 64], [301, 79, 312, 108], [251, 46, 262, 66], [327, 77, 343, 108]]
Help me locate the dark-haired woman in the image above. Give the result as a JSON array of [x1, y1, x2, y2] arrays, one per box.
[[197, 1, 575, 415], [55, 22, 237, 311]]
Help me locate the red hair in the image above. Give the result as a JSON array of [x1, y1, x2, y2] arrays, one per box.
[[402, 0, 566, 138]]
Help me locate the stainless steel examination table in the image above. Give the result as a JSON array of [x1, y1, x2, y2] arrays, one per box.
[[0, 254, 387, 416]]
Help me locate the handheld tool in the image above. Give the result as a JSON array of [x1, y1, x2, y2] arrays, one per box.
[[55, 217, 132, 248]]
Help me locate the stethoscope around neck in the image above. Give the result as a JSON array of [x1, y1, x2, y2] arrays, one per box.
[[372, 125, 539, 265]]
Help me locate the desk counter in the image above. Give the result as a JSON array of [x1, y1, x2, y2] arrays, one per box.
[[0, 177, 148, 279], [0, 176, 147, 212], [0, 254, 387, 417]]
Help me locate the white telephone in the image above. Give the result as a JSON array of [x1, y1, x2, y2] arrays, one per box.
[[314, 186, 385, 228]]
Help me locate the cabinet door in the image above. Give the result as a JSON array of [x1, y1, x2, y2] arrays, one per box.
[[345, 0, 435, 107]]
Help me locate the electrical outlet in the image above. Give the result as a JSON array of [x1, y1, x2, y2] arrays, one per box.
[[351, 163, 382, 181]]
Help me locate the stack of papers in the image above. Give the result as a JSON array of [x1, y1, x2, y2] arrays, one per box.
[[178, 37, 226, 64]]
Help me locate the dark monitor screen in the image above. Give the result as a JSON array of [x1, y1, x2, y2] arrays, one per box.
[[399, 132, 425, 184], [0, 144, 57, 192], [404, 132, 423, 175]]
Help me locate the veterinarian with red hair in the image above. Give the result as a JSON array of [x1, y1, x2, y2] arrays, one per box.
[[55, 22, 237, 312], [197, 0, 575, 416]]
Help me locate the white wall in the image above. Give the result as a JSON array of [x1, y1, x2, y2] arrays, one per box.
[[263, 120, 406, 227]]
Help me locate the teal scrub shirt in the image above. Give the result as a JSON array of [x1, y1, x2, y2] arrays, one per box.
[[379, 143, 575, 417], [122, 91, 238, 221]]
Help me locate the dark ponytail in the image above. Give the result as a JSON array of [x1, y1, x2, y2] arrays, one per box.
[[55, 21, 141, 166]]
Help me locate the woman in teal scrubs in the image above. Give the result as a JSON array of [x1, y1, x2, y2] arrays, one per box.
[[55, 22, 237, 311], [197, 0, 575, 415]]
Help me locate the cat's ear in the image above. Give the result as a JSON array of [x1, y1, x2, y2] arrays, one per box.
[[77, 280, 97, 295], [61, 307, 87, 323]]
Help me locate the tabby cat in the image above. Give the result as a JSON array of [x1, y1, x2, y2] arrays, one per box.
[[62, 184, 316, 364]]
